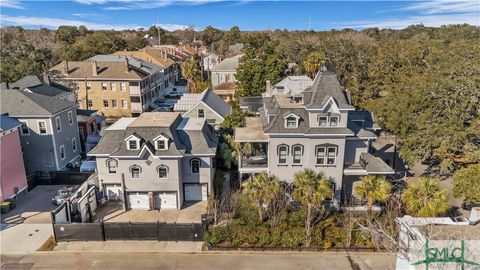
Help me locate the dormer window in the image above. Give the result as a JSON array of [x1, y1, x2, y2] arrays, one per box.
[[153, 135, 169, 150], [284, 113, 300, 128], [330, 116, 339, 127], [125, 135, 141, 150], [319, 116, 328, 127]]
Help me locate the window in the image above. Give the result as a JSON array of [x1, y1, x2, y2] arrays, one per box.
[[156, 140, 167, 150], [103, 99, 109, 108], [278, 145, 288, 165], [198, 109, 205, 118], [20, 121, 29, 135], [128, 140, 139, 150], [319, 116, 328, 127], [330, 116, 339, 127], [111, 82, 116, 91], [191, 159, 200, 174], [107, 159, 117, 173], [130, 96, 140, 103], [60, 145, 65, 160], [130, 166, 141, 178], [293, 96, 303, 103], [225, 74, 231, 82], [286, 117, 297, 128], [327, 147, 336, 165], [86, 82, 91, 91], [55, 117, 61, 132], [112, 99, 117, 108], [87, 99, 93, 108], [102, 83, 107, 91], [122, 99, 128, 108], [121, 83, 126, 92], [72, 137, 77, 152], [316, 147, 326, 165], [292, 145, 303, 165], [38, 121, 47, 134], [68, 111, 73, 125], [78, 101, 83, 109], [158, 166, 168, 179]]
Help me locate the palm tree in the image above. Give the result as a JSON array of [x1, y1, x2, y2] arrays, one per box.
[[292, 169, 332, 247], [402, 177, 449, 217], [303, 51, 327, 78], [181, 57, 201, 92], [242, 172, 281, 222], [354, 175, 392, 216]]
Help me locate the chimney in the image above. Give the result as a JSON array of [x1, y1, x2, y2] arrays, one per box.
[[265, 80, 273, 97], [125, 58, 129, 73], [164, 50, 167, 58], [92, 61, 98, 76], [62, 61, 69, 75]]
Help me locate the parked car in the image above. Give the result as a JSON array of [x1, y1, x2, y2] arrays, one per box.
[[51, 186, 77, 205], [461, 201, 480, 210], [166, 87, 183, 97]]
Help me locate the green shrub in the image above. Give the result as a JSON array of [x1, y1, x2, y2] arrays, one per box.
[[231, 224, 258, 247], [288, 207, 306, 227], [281, 227, 305, 249], [269, 223, 287, 247], [310, 225, 323, 247], [324, 226, 348, 247], [205, 225, 229, 246], [256, 226, 272, 247]]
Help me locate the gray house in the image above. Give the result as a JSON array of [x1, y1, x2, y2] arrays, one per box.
[[234, 67, 393, 201], [88, 112, 218, 210], [3, 75, 75, 102], [0, 90, 81, 174], [174, 89, 231, 128]]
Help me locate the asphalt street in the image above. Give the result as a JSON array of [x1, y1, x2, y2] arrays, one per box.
[[1, 252, 396, 270]]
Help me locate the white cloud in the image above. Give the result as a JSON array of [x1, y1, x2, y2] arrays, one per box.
[[402, 0, 479, 15], [0, 15, 190, 31], [0, 0, 24, 9], [73, 0, 221, 10]]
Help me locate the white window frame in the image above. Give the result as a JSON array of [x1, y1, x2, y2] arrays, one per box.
[[103, 99, 109, 108], [284, 113, 300, 128], [190, 159, 200, 174], [68, 111, 73, 125], [158, 165, 168, 179], [122, 99, 128, 108], [107, 159, 118, 174], [329, 116, 339, 127], [156, 140, 167, 150], [318, 116, 328, 127], [102, 82, 107, 91], [292, 145, 303, 165], [120, 83, 126, 92], [86, 81, 91, 91], [111, 99, 117, 108], [197, 108, 205, 118], [20, 121, 30, 135], [127, 139, 139, 150], [55, 116, 62, 132], [277, 144, 288, 165], [130, 166, 141, 178], [37, 120, 47, 135], [327, 147, 337, 165], [72, 137, 77, 152], [285, 117, 297, 128], [315, 146, 326, 165], [59, 145, 65, 160], [111, 82, 116, 91]]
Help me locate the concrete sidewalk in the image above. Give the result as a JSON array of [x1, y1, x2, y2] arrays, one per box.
[[0, 224, 53, 253], [53, 241, 204, 253]]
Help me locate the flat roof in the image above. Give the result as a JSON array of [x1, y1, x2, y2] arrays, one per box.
[[177, 117, 205, 131], [106, 118, 136, 131], [129, 112, 180, 127], [274, 95, 304, 108], [234, 117, 269, 142]]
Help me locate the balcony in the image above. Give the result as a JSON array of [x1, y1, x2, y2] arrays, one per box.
[[239, 142, 268, 168], [343, 153, 394, 176]]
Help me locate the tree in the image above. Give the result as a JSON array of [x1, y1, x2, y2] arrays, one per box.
[[453, 164, 480, 205], [181, 56, 201, 92], [354, 175, 392, 216], [303, 51, 328, 78], [219, 101, 252, 134], [201, 26, 224, 47], [402, 177, 449, 217], [242, 172, 281, 222], [292, 169, 332, 247]]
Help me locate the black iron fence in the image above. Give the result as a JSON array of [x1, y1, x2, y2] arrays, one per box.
[[53, 221, 205, 242]]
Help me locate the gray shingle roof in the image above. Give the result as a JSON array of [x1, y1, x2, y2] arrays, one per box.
[[240, 96, 264, 113], [8, 75, 73, 98], [0, 115, 21, 132], [0, 90, 77, 116], [303, 71, 354, 110], [88, 55, 162, 75], [211, 54, 242, 72], [361, 153, 395, 174]]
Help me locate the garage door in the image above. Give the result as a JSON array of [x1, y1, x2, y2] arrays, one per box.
[[104, 184, 123, 201], [127, 193, 149, 210], [184, 184, 207, 201], [155, 192, 177, 209]]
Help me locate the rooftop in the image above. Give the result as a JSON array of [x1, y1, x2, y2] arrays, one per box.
[[106, 117, 136, 130], [0, 89, 77, 116], [211, 54, 243, 72], [177, 117, 205, 131], [129, 112, 180, 128], [213, 82, 237, 91], [0, 115, 21, 132], [234, 117, 269, 142]]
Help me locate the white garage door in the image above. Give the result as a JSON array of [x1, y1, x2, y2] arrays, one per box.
[[155, 192, 177, 209], [127, 193, 149, 210], [184, 184, 207, 201], [104, 184, 122, 201]]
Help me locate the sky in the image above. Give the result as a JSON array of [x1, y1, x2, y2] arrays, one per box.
[[0, 0, 479, 31]]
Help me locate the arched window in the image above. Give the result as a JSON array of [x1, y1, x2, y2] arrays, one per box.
[[277, 144, 288, 165], [190, 159, 200, 174], [157, 165, 168, 179], [106, 159, 118, 174], [292, 144, 303, 165], [129, 165, 142, 178]]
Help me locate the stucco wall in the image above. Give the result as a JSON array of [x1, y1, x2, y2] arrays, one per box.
[[344, 139, 369, 164], [183, 103, 224, 126], [0, 128, 27, 201]]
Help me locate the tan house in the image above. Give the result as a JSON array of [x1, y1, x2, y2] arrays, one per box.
[[211, 54, 243, 102], [50, 57, 164, 121]]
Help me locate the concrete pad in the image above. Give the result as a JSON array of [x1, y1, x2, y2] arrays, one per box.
[[0, 224, 53, 253], [164, 241, 203, 253], [52, 240, 202, 253]]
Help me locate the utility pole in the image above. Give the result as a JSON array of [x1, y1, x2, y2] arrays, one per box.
[[157, 16, 161, 46], [84, 77, 89, 110]]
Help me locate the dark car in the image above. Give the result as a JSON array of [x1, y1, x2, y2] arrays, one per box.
[[461, 201, 480, 210], [51, 186, 76, 205]]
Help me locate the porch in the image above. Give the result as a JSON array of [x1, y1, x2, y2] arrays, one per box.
[[234, 117, 269, 171]]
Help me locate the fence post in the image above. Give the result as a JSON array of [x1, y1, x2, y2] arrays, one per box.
[[101, 220, 106, 241], [128, 221, 132, 240], [192, 223, 194, 242], [156, 221, 159, 242], [174, 222, 177, 242]]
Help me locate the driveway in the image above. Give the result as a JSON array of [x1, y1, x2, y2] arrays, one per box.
[[1, 185, 64, 225], [97, 201, 207, 223]]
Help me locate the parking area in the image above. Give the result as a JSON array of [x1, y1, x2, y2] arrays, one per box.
[[95, 201, 207, 224], [1, 185, 64, 225]]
